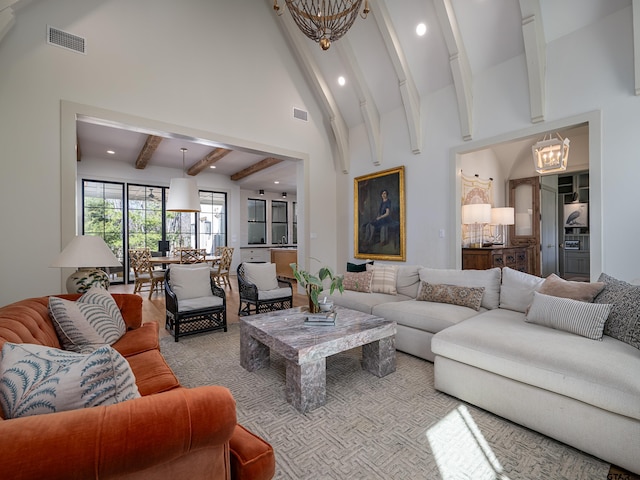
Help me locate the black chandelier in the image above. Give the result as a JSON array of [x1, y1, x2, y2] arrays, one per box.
[[274, 0, 369, 51]]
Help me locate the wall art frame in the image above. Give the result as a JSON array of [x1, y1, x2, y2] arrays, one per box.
[[354, 166, 406, 261]]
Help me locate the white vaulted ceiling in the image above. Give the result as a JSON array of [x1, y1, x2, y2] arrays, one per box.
[[1, 0, 634, 192]]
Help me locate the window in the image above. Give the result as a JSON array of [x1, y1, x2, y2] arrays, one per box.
[[293, 201, 298, 244], [82, 180, 125, 283], [128, 185, 166, 251], [199, 191, 227, 254], [248, 198, 266, 244], [272, 200, 288, 244]]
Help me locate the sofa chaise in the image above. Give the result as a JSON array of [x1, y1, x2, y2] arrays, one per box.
[[323, 264, 640, 474], [0, 292, 276, 480]]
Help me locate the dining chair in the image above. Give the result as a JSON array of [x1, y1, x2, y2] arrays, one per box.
[[179, 248, 207, 264], [211, 246, 234, 289], [129, 248, 165, 299]]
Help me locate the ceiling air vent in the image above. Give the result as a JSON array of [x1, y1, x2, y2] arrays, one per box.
[[47, 26, 86, 54], [293, 108, 308, 122]]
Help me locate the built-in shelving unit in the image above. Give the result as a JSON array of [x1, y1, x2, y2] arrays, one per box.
[[559, 171, 589, 280]]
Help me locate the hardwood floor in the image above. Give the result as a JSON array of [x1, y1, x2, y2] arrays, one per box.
[[108, 275, 308, 338]]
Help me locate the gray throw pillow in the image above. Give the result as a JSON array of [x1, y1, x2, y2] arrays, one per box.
[[594, 273, 640, 350]]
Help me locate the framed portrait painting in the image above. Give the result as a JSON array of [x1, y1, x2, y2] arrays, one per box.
[[354, 166, 406, 261]]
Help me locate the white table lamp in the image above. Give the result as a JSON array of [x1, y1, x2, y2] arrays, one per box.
[[462, 203, 491, 248], [490, 207, 515, 246], [51, 235, 121, 293]]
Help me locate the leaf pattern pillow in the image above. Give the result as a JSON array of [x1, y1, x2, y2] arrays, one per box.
[[0, 342, 140, 419], [48, 287, 126, 353], [417, 282, 485, 311]]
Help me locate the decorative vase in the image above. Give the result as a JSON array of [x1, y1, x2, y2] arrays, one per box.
[[307, 295, 320, 313]]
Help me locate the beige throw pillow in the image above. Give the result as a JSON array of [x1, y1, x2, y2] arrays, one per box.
[[169, 264, 213, 300], [417, 282, 485, 311], [538, 274, 604, 302], [243, 262, 279, 291], [367, 264, 398, 295], [343, 271, 373, 293]]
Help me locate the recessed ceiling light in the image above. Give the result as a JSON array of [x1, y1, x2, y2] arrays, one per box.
[[210, 165, 216, 169], [107, 150, 115, 155], [274, 181, 280, 184], [416, 23, 427, 36], [338, 76, 346, 86]]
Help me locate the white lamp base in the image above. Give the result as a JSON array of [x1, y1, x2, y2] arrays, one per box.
[[66, 268, 110, 294]]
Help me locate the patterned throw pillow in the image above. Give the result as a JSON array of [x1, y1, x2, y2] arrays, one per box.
[[367, 264, 398, 295], [416, 282, 485, 311], [48, 287, 127, 354], [342, 271, 373, 293], [525, 292, 612, 340], [538, 274, 604, 302], [0, 343, 140, 419], [594, 273, 640, 349]]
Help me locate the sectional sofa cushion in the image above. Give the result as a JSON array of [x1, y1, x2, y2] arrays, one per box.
[[499, 267, 545, 313], [367, 264, 398, 295], [431, 308, 640, 421], [373, 300, 484, 333], [169, 264, 214, 300], [595, 273, 640, 350], [343, 271, 373, 292], [525, 292, 612, 340], [417, 282, 485, 311], [48, 287, 127, 354], [419, 267, 501, 310], [538, 274, 604, 302], [395, 265, 422, 298], [0, 342, 140, 419]]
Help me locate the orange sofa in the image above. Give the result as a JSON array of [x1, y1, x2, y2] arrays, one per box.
[[0, 293, 275, 480]]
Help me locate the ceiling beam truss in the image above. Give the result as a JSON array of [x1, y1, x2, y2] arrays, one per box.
[[135, 135, 163, 169], [187, 147, 232, 176], [519, 0, 546, 123], [336, 39, 382, 166], [230, 157, 283, 181], [434, 0, 473, 141], [370, 0, 422, 154]]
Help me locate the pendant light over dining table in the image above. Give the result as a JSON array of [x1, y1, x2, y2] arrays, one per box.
[[167, 147, 201, 212]]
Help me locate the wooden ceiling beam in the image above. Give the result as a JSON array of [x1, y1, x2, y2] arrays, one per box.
[[135, 135, 163, 169], [187, 148, 232, 176], [231, 157, 283, 181]]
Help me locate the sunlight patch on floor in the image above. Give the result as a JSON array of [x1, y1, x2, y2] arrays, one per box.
[[426, 405, 510, 480]]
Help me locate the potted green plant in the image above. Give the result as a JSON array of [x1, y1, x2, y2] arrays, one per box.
[[290, 260, 344, 313]]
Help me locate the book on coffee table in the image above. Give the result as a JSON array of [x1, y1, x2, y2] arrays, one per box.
[[304, 310, 337, 326]]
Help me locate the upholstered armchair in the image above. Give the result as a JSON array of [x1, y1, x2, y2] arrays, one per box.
[[237, 262, 293, 315], [165, 264, 227, 341]]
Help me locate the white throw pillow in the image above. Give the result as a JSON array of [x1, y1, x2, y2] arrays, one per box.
[[169, 264, 213, 301], [525, 292, 612, 340], [243, 263, 279, 291], [499, 267, 545, 313], [0, 342, 140, 419], [419, 267, 501, 310], [48, 287, 127, 354]]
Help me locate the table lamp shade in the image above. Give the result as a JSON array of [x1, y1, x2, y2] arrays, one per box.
[[51, 235, 121, 293], [490, 207, 515, 226], [462, 203, 491, 224]]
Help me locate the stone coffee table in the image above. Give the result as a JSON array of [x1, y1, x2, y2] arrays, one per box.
[[240, 306, 396, 413]]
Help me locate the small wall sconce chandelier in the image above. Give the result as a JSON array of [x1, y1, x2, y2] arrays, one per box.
[[282, 192, 287, 198], [532, 133, 570, 174], [259, 189, 265, 196], [273, 0, 369, 51]]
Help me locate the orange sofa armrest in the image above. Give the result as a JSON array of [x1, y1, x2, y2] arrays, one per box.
[[0, 386, 237, 480]]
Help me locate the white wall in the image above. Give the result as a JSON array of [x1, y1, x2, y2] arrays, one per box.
[[0, 0, 337, 305], [341, 5, 640, 281]]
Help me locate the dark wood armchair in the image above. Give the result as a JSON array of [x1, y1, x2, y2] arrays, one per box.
[[237, 263, 293, 316]]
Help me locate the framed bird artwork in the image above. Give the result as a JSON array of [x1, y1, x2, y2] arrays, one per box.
[[563, 203, 588, 228]]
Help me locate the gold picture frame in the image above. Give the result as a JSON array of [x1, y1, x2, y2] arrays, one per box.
[[354, 166, 406, 261]]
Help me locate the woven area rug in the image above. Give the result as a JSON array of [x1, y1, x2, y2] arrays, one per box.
[[160, 323, 610, 480]]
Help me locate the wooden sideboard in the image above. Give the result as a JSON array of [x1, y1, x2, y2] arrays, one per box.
[[462, 246, 532, 274]]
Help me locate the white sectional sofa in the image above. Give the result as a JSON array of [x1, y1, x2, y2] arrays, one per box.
[[322, 265, 640, 474]]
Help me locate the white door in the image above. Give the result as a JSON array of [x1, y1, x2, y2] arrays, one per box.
[[540, 184, 558, 277]]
